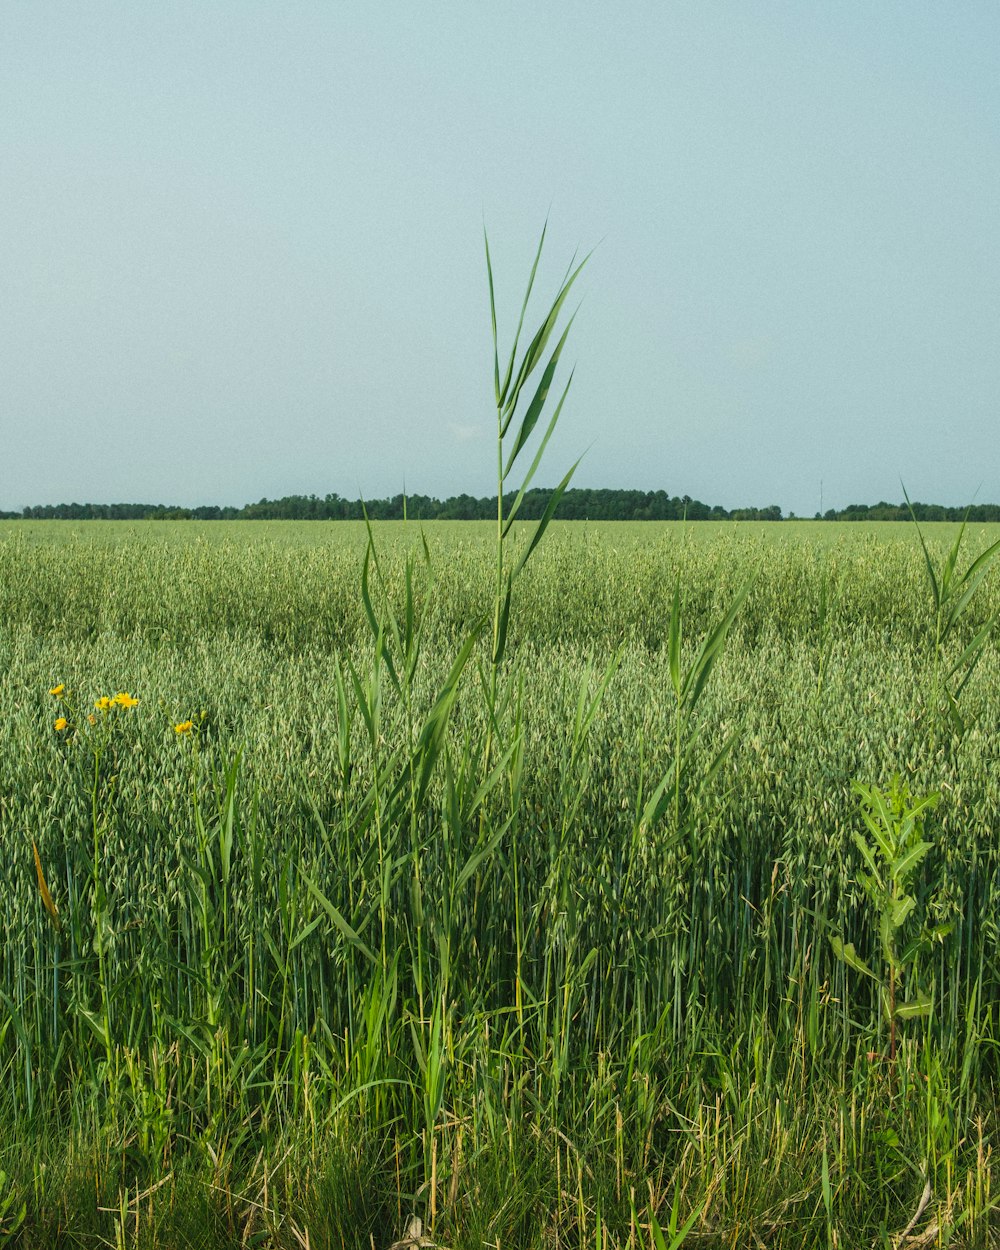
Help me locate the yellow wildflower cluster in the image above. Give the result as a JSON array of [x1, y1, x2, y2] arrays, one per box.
[[47, 684, 201, 745], [48, 685, 139, 734], [93, 692, 139, 712]]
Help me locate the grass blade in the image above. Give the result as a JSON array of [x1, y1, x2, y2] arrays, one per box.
[[903, 484, 940, 612], [497, 219, 548, 410], [503, 370, 576, 534], [511, 457, 581, 579], [484, 226, 500, 404], [503, 314, 577, 479], [501, 251, 590, 435]]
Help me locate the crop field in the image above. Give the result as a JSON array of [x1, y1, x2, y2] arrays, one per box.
[[2, 518, 1000, 1248]]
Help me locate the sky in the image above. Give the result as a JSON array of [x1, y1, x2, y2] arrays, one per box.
[[3, 2, 999, 516]]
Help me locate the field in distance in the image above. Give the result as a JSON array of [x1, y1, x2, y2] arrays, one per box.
[[5, 514, 998, 547]]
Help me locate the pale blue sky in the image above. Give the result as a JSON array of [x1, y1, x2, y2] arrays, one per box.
[[3, 2, 999, 515]]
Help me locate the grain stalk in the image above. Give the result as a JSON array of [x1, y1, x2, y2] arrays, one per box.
[[664, 571, 749, 837]]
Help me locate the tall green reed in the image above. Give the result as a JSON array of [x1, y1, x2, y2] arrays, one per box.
[[482, 224, 589, 729]]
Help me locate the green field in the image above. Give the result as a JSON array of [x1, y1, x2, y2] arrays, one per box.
[[3, 519, 1000, 1248]]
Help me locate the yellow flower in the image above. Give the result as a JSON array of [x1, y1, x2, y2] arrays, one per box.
[[94, 696, 112, 711], [49, 684, 64, 697], [174, 720, 194, 735], [54, 717, 68, 731], [113, 692, 139, 708]]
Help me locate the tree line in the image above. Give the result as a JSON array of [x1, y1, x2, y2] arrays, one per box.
[[4, 491, 999, 523], [9, 489, 780, 522]]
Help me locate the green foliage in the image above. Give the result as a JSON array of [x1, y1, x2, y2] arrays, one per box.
[[3, 515, 1000, 1243], [904, 485, 1000, 740], [831, 777, 948, 1062], [0, 1170, 25, 1243], [19, 489, 1000, 525], [484, 221, 588, 671], [10, 220, 1000, 1249]]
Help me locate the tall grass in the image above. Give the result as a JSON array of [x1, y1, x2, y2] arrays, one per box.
[[3, 521, 1000, 1244]]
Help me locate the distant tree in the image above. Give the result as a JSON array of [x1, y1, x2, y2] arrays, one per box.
[[14, 490, 1000, 525]]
